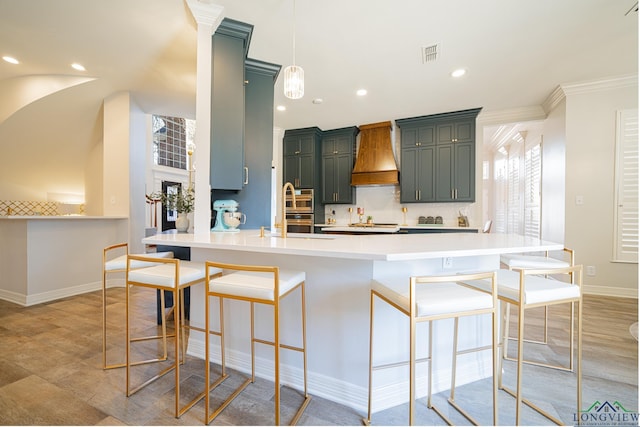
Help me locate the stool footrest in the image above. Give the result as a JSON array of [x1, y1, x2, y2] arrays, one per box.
[[430, 403, 455, 426], [504, 354, 573, 371], [128, 364, 175, 396], [447, 398, 479, 426], [501, 385, 563, 425], [290, 395, 312, 426], [372, 355, 431, 372], [253, 338, 304, 353], [207, 377, 252, 424]]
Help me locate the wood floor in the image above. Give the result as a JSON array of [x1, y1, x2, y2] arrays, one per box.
[[0, 287, 636, 426]]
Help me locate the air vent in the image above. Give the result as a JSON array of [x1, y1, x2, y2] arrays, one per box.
[[422, 43, 440, 63]]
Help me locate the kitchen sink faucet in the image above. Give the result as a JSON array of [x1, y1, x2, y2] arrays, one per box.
[[280, 182, 297, 238]]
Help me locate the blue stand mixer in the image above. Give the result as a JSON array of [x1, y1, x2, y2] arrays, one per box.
[[212, 199, 240, 232]]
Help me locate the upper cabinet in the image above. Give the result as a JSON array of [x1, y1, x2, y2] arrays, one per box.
[[396, 108, 482, 203], [210, 19, 252, 191], [227, 59, 280, 229], [321, 126, 358, 204], [283, 127, 323, 189]]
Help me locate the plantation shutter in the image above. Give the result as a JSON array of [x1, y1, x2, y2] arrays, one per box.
[[507, 150, 520, 234], [613, 109, 639, 262], [524, 143, 541, 238]]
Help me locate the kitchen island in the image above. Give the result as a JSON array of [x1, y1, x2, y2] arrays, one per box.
[[142, 230, 562, 413]]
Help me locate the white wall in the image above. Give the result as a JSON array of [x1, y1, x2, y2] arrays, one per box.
[[563, 77, 638, 296], [103, 92, 131, 217], [541, 98, 567, 244], [128, 98, 147, 254]]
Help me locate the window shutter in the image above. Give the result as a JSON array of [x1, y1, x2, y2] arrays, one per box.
[[614, 109, 639, 263], [507, 150, 520, 234], [524, 143, 541, 238]]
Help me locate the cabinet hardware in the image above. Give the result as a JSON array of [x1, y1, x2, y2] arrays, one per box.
[[295, 150, 301, 155], [451, 189, 454, 199], [455, 188, 458, 199], [244, 167, 249, 185], [333, 150, 338, 154]]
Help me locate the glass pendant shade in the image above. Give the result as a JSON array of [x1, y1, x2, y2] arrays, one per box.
[[284, 65, 304, 99]]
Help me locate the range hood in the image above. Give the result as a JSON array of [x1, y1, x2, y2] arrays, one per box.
[[351, 121, 399, 186]]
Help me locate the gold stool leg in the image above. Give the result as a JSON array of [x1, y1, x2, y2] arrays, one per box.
[[363, 291, 375, 426]]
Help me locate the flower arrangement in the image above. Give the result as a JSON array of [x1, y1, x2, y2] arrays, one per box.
[[150, 187, 194, 214]]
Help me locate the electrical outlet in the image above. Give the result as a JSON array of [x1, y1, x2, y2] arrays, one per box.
[[443, 257, 453, 269], [586, 265, 596, 276]]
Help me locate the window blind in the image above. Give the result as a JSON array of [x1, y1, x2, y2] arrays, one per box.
[[613, 109, 639, 263]]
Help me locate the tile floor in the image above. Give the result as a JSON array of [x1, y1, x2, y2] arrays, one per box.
[[0, 287, 636, 426]]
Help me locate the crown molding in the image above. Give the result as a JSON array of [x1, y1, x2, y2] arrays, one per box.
[[543, 74, 638, 113], [561, 74, 637, 95], [476, 105, 546, 126], [186, 0, 224, 33]]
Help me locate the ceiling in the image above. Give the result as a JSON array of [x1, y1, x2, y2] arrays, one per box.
[[0, 0, 637, 145]]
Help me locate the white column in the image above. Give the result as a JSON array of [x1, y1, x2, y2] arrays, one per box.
[[186, 0, 224, 236]]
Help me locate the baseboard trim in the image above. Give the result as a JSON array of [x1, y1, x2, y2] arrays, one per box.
[[0, 281, 103, 307], [583, 285, 638, 298], [188, 336, 492, 414]]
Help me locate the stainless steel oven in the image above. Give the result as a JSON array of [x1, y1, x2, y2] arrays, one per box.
[[286, 189, 314, 233], [286, 213, 314, 234]]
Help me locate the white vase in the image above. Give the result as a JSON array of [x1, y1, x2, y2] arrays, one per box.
[[176, 212, 189, 232]]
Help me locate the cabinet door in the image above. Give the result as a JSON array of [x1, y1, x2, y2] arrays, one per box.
[[453, 142, 474, 201], [335, 153, 354, 203], [401, 146, 434, 202], [435, 144, 454, 201], [321, 155, 337, 203], [284, 155, 301, 186], [417, 146, 435, 202], [211, 33, 245, 190], [400, 148, 418, 202], [298, 153, 315, 188]]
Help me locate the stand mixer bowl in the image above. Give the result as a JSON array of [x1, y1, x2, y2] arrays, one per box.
[[223, 211, 246, 229]]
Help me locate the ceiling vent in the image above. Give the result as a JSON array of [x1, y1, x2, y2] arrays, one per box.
[[422, 43, 440, 63]]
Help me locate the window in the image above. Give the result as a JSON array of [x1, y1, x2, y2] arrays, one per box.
[[152, 115, 196, 169], [523, 143, 541, 238], [492, 136, 542, 237], [613, 109, 638, 263]]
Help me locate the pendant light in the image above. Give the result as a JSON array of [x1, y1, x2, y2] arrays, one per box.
[[284, 0, 304, 99]]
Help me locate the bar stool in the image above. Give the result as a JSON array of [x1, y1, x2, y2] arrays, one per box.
[[463, 265, 583, 425], [125, 255, 222, 418], [203, 261, 311, 426], [102, 243, 174, 369], [363, 271, 499, 426], [500, 248, 575, 369]]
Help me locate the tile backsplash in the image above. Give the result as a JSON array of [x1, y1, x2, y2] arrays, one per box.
[[0, 200, 85, 216], [323, 186, 476, 227]]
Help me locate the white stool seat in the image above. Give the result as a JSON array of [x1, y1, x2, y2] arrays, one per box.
[[371, 278, 494, 317], [464, 269, 580, 305], [105, 251, 174, 271], [128, 261, 208, 287], [209, 270, 305, 301], [501, 253, 570, 269]]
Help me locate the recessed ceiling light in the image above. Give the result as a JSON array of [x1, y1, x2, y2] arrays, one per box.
[[71, 63, 86, 71], [451, 68, 466, 78], [2, 56, 19, 64], [356, 89, 367, 96], [276, 105, 286, 111], [312, 98, 323, 104]]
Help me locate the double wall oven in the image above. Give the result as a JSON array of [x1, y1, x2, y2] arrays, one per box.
[[285, 189, 314, 234]]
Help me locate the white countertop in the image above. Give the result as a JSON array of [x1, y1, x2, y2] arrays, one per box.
[[143, 229, 562, 262], [0, 215, 128, 220], [318, 223, 479, 232]]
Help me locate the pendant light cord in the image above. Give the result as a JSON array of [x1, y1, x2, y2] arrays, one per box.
[[292, 0, 297, 66]]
